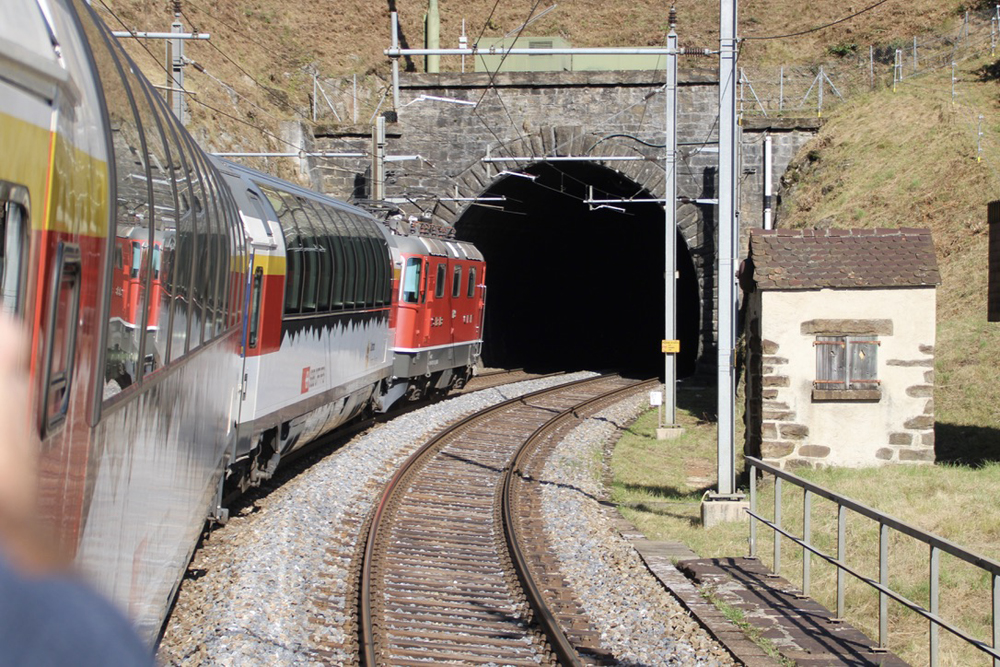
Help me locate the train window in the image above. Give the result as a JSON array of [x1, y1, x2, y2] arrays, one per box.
[[42, 243, 82, 435], [334, 211, 358, 308], [302, 200, 333, 312], [293, 200, 319, 312], [168, 156, 194, 363], [467, 266, 477, 298], [186, 154, 209, 350], [131, 77, 183, 373], [0, 192, 29, 316], [452, 265, 462, 298], [131, 242, 141, 278], [80, 26, 151, 395], [402, 258, 421, 304], [435, 263, 446, 299], [257, 186, 301, 315], [312, 204, 345, 310]]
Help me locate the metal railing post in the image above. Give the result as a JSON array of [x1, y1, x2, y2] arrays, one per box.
[[837, 504, 846, 618], [774, 477, 782, 575], [803, 489, 812, 596], [930, 545, 940, 667], [749, 463, 757, 557], [880, 521, 889, 650], [994, 573, 1000, 667]]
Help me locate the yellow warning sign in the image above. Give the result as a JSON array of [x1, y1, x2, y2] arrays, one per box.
[[661, 339, 680, 354]]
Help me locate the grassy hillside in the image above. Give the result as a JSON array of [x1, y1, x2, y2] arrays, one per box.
[[97, 0, 978, 159]]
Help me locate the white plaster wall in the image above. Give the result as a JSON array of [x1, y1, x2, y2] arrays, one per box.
[[761, 287, 936, 467]]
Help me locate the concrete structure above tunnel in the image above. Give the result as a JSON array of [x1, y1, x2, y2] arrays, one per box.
[[301, 70, 821, 372]]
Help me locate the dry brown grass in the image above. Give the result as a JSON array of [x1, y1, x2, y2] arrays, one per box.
[[96, 0, 974, 168]]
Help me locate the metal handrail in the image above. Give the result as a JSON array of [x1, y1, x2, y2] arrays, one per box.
[[746, 456, 1000, 667]]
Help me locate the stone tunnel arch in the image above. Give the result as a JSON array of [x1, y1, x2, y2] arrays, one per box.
[[452, 154, 704, 377]]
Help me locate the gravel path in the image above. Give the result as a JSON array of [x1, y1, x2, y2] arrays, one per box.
[[538, 394, 735, 666], [157, 374, 732, 665]]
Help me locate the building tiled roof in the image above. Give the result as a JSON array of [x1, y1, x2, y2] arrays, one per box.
[[748, 228, 941, 290]]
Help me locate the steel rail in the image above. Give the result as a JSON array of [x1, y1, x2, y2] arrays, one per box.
[[501, 377, 657, 667], [358, 373, 617, 666]]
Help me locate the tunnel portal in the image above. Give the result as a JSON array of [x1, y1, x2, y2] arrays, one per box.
[[455, 161, 699, 378]]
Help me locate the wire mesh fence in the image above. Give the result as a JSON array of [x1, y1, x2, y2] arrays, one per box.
[[740, 5, 1000, 119]]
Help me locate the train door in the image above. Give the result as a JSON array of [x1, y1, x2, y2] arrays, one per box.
[[426, 257, 450, 348]]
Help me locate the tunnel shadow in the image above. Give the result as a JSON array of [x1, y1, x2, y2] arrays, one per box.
[[456, 161, 701, 379], [934, 423, 1000, 466]]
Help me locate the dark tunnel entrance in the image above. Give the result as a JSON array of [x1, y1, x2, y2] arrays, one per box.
[[454, 161, 699, 378]]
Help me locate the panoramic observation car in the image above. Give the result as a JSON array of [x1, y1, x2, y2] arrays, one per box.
[[2, 0, 487, 645]]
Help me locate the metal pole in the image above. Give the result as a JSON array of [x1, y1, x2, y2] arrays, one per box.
[[663, 10, 679, 430], [312, 75, 317, 122], [353, 74, 358, 123], [372, 116, 386, 201], [779, 66, 784, 112], [993, 573, 1000, 667], [837, 504, 846, 618], [171, 1, 185, 124], [952, 62, 957, 105], [879, 521, 889, 650], [426, 0, 440, 73], [460, 19, 468, 73], [391, 12, 400, 111], [717, 0, 738, 498], [803, 489, 812, 596], [818, 65, 824, 118], [749, 464, 757, 556], [930, 545, 940, 667], [773, 477, 782, 574], [913, 35, 918, 73], [763, 133, 772, 229]]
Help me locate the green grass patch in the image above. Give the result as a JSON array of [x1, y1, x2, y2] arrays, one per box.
[[612, 390, 1000, 666]]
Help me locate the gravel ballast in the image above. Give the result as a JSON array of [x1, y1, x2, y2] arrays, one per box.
[[158, 374, 731, 665]]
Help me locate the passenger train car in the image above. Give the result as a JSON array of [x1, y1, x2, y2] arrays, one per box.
[[1, 0, 485, 646]]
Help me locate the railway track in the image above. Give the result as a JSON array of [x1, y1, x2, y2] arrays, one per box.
[[353, 374, 656, 666]]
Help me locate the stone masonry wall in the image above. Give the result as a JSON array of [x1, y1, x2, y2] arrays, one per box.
[[299, 70, 818, 371], [748, 289, 937, 469]]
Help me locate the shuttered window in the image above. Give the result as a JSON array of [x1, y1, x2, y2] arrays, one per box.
[[815, 335, 879, 389]]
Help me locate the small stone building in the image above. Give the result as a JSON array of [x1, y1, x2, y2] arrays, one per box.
[[743, 228, 941, 468]]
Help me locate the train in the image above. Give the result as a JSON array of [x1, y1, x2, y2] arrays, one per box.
[[1, 0, 486, 645]]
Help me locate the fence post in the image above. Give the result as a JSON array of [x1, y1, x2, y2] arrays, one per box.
[[913, 36, 918, 74], [818, 66, 824, 118], [313, 74, 317, 122], [779, 66, 784, 112], [979, 115, 985, 163], [952, 62, 957, 105], [774, 476, 782, 575], [893, 49, 902, 91], [879, 521, 889, 650], [930, 545, 939, 667], [803, 489, 812, 596], [353, 74, 358, 124]]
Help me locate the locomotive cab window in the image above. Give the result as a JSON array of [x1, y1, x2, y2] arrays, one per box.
[[0, 191, 29, 316], [452, 265, 462, 298], [402, 258, 421, 304], [467, 267, 477, 299]]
